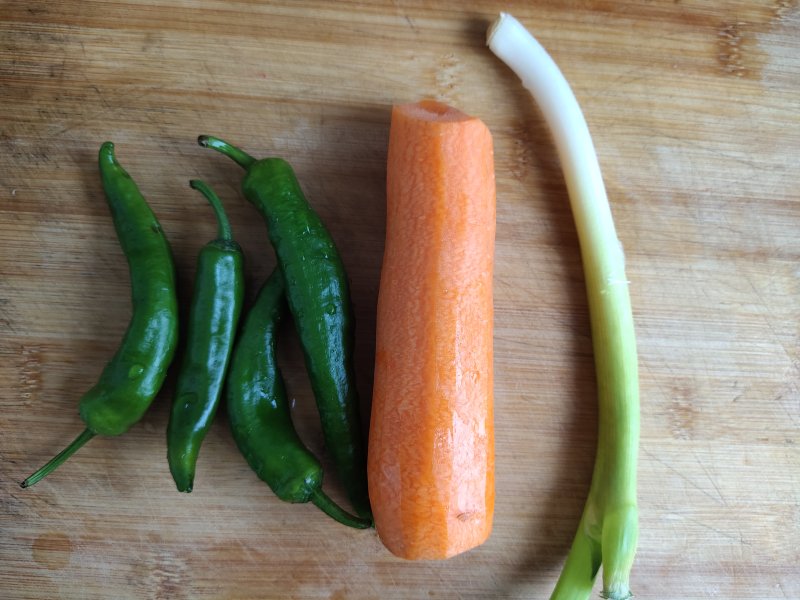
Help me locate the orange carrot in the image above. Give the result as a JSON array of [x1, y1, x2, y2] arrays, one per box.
[[368, 100, 496, 560]]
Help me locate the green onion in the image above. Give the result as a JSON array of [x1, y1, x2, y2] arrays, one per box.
[[487, 13, 640, 600]]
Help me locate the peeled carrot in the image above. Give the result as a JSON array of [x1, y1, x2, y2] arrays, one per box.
[[368, 100, 496, 560]]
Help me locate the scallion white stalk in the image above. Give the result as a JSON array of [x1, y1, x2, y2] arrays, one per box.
[[487, 13, 640, 600]]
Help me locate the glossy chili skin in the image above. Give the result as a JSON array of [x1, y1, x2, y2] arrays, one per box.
[[226, 269, 371, 528], [167, 180, 244, 493], [199, 135, 370, 518], [21, 142, 179, 488], [81, 142, 179, 435]]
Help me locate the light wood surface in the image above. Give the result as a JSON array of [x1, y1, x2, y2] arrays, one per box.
[[1, 1, 798, 598]]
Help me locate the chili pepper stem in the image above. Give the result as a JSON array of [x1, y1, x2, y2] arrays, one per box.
[[310, 488, 373, 529], [197, 135, 256, 170], [20, 428, 96, 488], [189, 179, 233, 241]]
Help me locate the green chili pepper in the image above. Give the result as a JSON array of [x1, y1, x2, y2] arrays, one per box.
[[198, 135, 370, 518], [227, 268, 372, 528], [21, 142, 179, 488], [166, 180, 244, 493]]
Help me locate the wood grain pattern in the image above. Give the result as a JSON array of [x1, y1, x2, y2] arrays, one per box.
[[1, 1, 798, 598]]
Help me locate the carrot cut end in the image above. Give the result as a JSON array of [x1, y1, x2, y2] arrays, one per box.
[[396, 100, 476, 123]]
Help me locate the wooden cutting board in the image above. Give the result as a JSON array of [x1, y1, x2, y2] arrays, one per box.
[[1, 1, 798, 598]]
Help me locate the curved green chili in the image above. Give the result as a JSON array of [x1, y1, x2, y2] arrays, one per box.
[[226, 269, 371, 529], [199, 135, 370, 518], [167, 180, 244, 493], [21, 142, 179, 488]]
